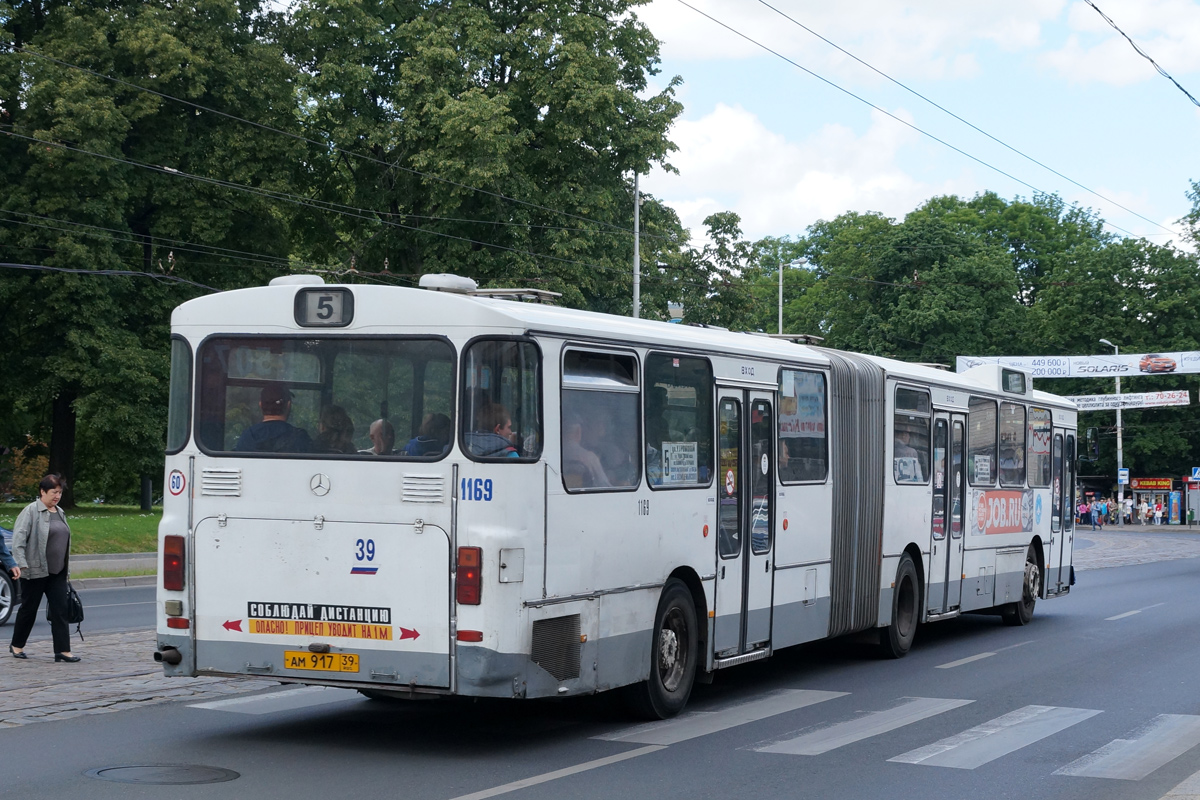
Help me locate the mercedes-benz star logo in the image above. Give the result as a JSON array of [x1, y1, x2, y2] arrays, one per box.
[[310, 474, 331, 496]]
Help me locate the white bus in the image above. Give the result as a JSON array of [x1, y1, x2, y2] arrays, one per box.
[[155, 274, 1078, 718]]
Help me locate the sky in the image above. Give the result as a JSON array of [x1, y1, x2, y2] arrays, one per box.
[[634, 0, 1200, 247]]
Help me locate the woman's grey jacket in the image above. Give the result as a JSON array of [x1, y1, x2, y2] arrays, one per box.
[[12, 499, 69, 580]]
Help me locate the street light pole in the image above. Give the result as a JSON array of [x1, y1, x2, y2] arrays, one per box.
[[778, 258, 807, 335], [1099, 338, 1124, 514]]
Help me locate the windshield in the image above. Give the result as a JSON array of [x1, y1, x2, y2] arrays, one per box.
[[196, 337, 455, 458]]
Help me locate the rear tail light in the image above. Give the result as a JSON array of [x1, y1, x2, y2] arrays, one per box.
[[456, 547, 482, 605], [166, 617, 190, 629], [163, 535, 185, 591]]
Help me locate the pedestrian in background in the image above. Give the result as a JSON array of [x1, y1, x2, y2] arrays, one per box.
[[1140, 498, 1149, 524], [9, 474, 80, 662], [1090, 499, 1099, 531]]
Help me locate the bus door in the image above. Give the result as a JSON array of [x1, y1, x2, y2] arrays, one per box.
[[1047, 430, 1075, 592], [928, 414, 966, 614], [713, 389, 775, 657]]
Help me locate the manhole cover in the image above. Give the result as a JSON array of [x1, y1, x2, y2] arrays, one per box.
[[86, 765, 240, 785]]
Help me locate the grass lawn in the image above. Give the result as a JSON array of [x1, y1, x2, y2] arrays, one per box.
[[0, 503, 159, 554]]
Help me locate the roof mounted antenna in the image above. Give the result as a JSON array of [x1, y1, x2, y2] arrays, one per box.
[[419, 273, 478, 294], [418, 273, 561, 304], [762, 333, 826, 345]]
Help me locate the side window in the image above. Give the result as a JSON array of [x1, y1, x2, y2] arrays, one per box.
[[1027, 408, 1052, 488], [778, 369, 828, 482], [1051, 434, 1063, 532], [462, 339, 542, 461], [967, 397, 997, 486], [166, 337, 192, 454], [645, 353, 714, 488], [893, 387, 931, 485], [561, 349, 640, 491], [999, 403, 1027, 487], [1065, 434, 1076, 532]]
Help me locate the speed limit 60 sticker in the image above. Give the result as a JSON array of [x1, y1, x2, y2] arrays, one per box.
[[168, 469, 187, 496]]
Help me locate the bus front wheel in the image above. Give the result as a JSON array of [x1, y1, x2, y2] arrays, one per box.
[[879, 554, 918, 659], [627, 579, 698, 719]]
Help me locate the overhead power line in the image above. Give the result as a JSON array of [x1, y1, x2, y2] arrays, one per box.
[[1082, 0, 1200, 108], [0, 127, 718, 297], [0, 261, 217, 291], [13, 48, 660, 240], [671, 0, 1145, 242], [752, 0, 1179, 237]]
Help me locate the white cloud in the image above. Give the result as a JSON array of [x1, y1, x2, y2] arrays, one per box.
[[638, 0, 1065, 83], [1042, 0, 1200, 85], [642, 103, 974, 240]]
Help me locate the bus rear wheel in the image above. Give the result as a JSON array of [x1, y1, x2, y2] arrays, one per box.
[[627, 579, 698, 719], [879, 554, 918, 659], [1003, 548, 1039, 626]]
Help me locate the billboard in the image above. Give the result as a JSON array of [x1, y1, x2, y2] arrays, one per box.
[[956, 352, 1200, 378], [1065, 390, 1190, 411]]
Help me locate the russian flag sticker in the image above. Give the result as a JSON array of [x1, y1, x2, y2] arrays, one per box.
[[351, 566, 379, 575]]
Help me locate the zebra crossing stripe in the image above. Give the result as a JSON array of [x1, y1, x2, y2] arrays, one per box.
[[1055, 714, 1200, 780], [595, 689, 847, 746], [889, 705, 1101, 769], [756, 697, 973, 756]]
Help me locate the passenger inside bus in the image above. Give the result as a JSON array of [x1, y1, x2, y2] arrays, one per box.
[[313, 405, 355, 453], [360, 419, 396, 455], [465, 404, 520, 458], [893, 428, 926, 483], [404, 413, 452, 457], [562, 417, 611, 489], [234, 385, 312, 453]]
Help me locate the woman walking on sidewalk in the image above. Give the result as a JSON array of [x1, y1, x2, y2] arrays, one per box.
[[9, 474, 80, 662]]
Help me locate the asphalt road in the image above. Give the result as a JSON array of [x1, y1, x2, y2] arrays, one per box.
[[5, 553, 1200, 800], [0, 584, 155, 636]]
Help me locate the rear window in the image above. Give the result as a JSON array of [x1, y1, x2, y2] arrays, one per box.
[[196, 337, 454, 458]]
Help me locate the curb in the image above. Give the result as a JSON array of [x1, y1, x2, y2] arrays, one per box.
[[74, 575, 156, 589]]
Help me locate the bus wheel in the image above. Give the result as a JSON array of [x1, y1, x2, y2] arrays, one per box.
[[879, 554, 918, 659], [628, 579, 698, 719], [1003, 548, 1039, 626]]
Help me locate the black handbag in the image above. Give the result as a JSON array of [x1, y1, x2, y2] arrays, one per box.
[[46, 579, 85, 640], [64, 581, 84, 625]]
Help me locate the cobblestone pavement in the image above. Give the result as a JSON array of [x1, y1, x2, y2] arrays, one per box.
[[1074, 527, 1200, 571], [0, 629, 277, 728], [2, 530, 1199, 730]]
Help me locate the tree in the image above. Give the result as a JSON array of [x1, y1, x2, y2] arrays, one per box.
[[284, 0, 686, 311], [0, 0, 303, 504]]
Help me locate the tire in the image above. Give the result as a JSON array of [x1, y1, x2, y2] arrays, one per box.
[[0, 572, 13, 626], [879, 554, 919, 658], [1003, 547, 1039, 626], [626, 579, 698, 719]]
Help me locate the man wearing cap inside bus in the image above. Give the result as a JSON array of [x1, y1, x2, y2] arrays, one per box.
[[235, 385, 313, 453]]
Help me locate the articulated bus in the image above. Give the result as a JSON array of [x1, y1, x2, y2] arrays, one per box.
[[155, 274, 1077, 718]]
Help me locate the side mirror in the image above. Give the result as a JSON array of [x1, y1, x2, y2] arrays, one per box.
[[1082, 427, 1099, 462]]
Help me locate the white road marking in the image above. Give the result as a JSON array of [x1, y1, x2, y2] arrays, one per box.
[[756, 697, 973, 756], [594, 689, 847, 746], [445, 746, 666, 800], [1106, 602, 1166, 621], [83, 601, 156, 608], [1161, 764, 1200, 797], [936, 652, 995, 669], [889, 705, 1101, 769], [1055, 714, 1200, 780], [188, 686, 360, 714]]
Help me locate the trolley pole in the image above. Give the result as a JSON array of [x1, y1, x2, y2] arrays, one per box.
[[632, 173, 640, 319], [778, 260, 783, 334], [1100, 339, 1124, 512]]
